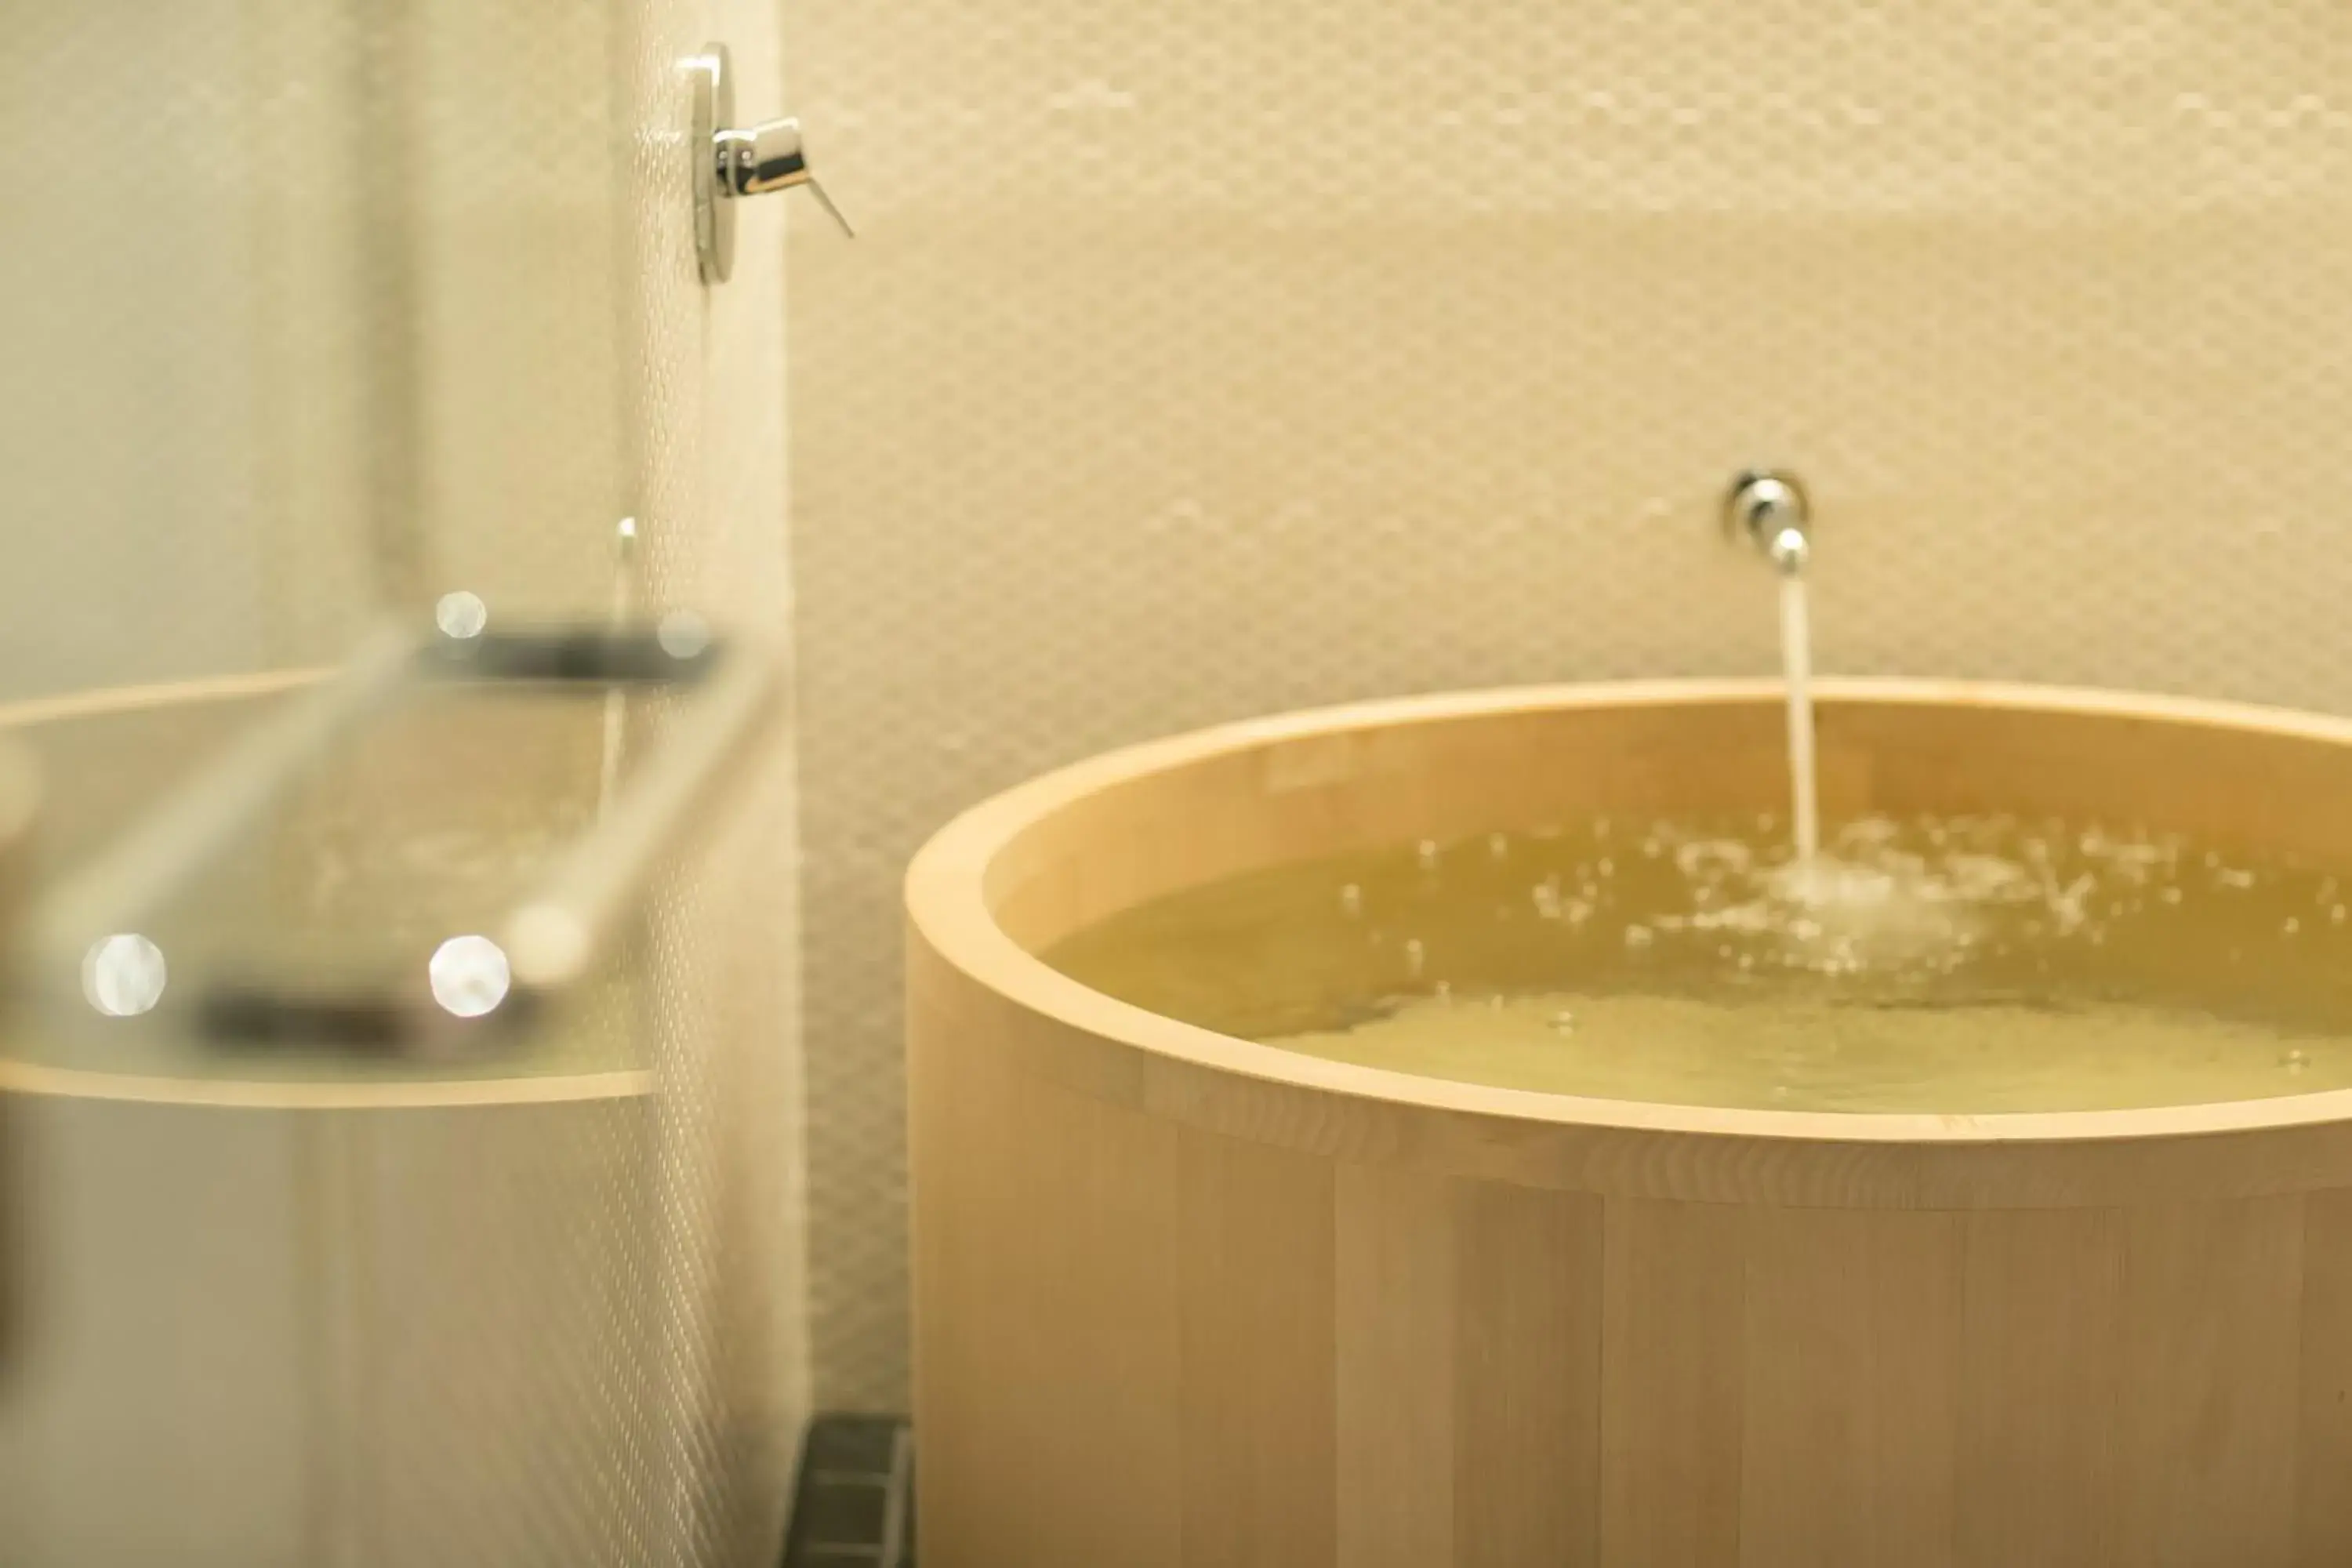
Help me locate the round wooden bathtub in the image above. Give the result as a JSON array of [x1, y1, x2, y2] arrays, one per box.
[[906, 680, 2352, 1566]]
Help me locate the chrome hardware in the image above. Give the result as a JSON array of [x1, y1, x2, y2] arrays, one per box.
[[23, 618, 782, 1054], [1723, 469, 1813, 576], [688, 42, 852, 285]]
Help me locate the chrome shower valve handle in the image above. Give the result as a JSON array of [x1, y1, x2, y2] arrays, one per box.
[[689, 43, 854, 285]]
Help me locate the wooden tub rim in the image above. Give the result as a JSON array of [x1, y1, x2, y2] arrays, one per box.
[[906, 677, 2352, 1168]]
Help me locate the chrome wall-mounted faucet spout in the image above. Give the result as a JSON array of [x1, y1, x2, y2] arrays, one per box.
[[1724, 467, 1822, 859], [1723, 469, 1812, 576]]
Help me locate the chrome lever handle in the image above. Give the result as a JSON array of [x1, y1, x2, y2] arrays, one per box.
[[717, 117, 809, 196], [720, 119, 856, 237], [691, 45, 853, 285]]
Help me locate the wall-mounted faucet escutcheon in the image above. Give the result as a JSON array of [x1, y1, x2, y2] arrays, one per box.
[[1724, 469, 1813, 576]]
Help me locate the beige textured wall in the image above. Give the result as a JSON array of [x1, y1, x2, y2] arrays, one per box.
[[784, 0, 2352, 1406], [618, 2, 813, 1557], [0, 1, 808, 1559], [0, 0, 624, 702], [0, 0, 376, 696]]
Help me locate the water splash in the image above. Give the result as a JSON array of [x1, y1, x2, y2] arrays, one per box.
[[1045, 808, 2352, 1114]]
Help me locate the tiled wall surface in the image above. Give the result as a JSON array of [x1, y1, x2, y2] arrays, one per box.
[[0, 2, 807, 1561], [782, 1, 2352, 1406], [0, 0, 628, 702]]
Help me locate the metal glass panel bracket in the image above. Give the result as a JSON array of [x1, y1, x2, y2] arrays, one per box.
[[688, 41, 853, 285], [11, 616, 783, 1082]]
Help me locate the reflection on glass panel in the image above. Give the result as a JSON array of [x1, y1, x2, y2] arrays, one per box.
[[1, 673, 654, 1090]]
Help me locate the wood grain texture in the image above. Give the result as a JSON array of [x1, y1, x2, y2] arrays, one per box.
[[909, 972, 1184, 1568], [2296, 1188, 2352, 1566], [1454, 1178, 1602, 1568], [1740, 1207, 1962, 1568], [2119, 1196, 2303, 1568], [1601, 1198, 1745, 1567], [1178, 1126, 1338, 1568], [913, 682, 2352, 1210], [1334, 1163, 1455, 1568], [1956, 1208, 2125, 1567], [905, 684, 2352, 1565]]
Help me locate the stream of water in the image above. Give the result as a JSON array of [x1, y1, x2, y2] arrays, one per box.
[[1041, 532, 2352, 1113], [1780, 572, 1819, 864]]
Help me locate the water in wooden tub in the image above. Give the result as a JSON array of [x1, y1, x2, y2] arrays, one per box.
[[1046, 814, 2352, 1113]]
